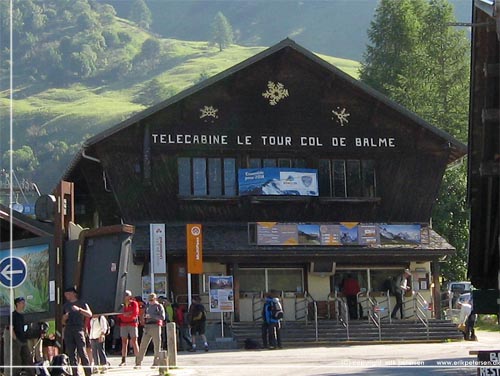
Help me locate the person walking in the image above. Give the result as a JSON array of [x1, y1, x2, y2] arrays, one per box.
[[390, 269, 412, 320], [341, 274, 361, 320], [89, 315, 109, 374], [188, 296, 208, 352], [117, 290, 139, 366], [62, 287, 93, 376], [172, 303, 192, 351], [135, 293, 165, 368]]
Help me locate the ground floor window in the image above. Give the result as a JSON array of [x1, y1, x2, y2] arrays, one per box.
[[239, 268, 304, 293], [332, 267, 405, 293]]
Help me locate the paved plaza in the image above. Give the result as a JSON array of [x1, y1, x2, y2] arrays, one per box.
[[97, 330, 500, 376]]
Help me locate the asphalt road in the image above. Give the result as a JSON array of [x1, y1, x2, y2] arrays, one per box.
[[99, 330, 500, 376]]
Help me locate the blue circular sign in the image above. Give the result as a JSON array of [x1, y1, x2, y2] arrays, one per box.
[[0, 256, 27, 288]]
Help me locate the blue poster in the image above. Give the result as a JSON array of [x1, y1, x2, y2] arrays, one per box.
[[238, 168, 319, 196]]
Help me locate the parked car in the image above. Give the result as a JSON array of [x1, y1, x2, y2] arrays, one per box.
[[447, 281, 472, 294], [441, 281, 473, 310], [455, 292, 472, 308]]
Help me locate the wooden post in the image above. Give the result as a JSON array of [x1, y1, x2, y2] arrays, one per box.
[[54, 181, 74, 348], [166, 322, 177, 367], [431, 261, 441, 319]]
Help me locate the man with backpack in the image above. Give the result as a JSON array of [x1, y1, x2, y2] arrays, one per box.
[[188, 296, 208, 352], [261, 292, 283, 349]]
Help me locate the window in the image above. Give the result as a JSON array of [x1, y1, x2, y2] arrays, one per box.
[[319, 159, 376, 198], [248, 158, 306, 169], [178, 157, 237, 197], [331, 268, 404, 293], [239, 268, 304, 293]]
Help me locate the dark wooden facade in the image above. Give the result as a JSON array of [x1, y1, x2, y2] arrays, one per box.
[[64, 39, 466, 302], [467, 1, 500, 290], [66, 39, 465, 224]]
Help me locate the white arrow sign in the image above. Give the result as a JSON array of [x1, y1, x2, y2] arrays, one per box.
[[0, 257, 27, 288], [1, 263, 24, 281]]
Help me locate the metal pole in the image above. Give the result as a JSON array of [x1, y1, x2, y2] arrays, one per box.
[[221, 312, 224, 337], [187, 273, 192, 308]]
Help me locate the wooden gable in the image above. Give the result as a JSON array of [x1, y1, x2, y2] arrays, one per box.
[[65, 39, 466, 226]]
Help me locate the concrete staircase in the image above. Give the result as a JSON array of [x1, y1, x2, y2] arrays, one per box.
[[230, 319, 463, 348]]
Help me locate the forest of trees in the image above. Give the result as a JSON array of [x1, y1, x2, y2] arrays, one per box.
[[360, 0, 470, 281]]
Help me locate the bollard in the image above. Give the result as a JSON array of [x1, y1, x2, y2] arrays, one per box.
[[158, 350, 168, 375], [166, 322, 177, 367]]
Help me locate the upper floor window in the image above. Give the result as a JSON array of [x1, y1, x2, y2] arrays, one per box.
[[178, 157, 237, 197], [248, 158, 306, 168], [318, 159, 376, 198]]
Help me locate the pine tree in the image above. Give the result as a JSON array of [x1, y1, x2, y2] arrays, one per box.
[[360, 0, 427, 96], [210, 12, 234, 52], [360, 0, 470, 281]]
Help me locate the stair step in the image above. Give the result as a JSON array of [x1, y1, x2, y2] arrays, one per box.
[[230, 319, 462, 346]]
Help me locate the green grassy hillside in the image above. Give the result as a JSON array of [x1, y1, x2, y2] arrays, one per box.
[[0, 23, 360, 193]]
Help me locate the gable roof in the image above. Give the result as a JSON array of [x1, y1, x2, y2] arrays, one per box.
[[64, 38, 466, 179]]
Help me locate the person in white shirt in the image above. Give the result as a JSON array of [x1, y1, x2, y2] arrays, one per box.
[[390, 269, 412, 319], [89, 315, 109, 373]]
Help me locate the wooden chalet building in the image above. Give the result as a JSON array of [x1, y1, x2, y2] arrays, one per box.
[[64, 39, 466, 321]]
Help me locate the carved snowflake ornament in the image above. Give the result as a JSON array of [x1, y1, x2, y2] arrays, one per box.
[[331, 107, 350, 126], [199, 106, 219, 122], [262, 81, 289, 106]]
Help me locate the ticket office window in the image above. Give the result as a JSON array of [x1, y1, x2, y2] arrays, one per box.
[[333, 270, 368, 293], [239, 268, 304, 294], [332, 268, 403, 293]]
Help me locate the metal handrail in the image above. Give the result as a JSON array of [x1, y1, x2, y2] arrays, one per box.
[[294, 293, 309, 322], [296, 292, 319, 340], [413, 292, 430, 339], [373, 290, 391, 321], [366, 293, 382, 341], [356, 291, 371, 321], [252, 292, 264, 322], [331, 296, 350, 341]]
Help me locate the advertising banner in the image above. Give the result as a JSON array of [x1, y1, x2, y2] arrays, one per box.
[[378, 224, 421, 245], [187, 224, 203, 274], [238, 168, 318, 196], [257, 222, 298, 245], [150, 224, 166, 274], [256, 223, 422, 246], [208, 276, 234, 313]]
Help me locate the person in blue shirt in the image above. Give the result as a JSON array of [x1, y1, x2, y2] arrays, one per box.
[[261, 294, 280, 349]]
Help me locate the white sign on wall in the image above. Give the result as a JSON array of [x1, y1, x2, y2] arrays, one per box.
[[150, 223, 166, 274]]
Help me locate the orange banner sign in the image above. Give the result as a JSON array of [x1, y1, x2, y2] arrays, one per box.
[[186, 224, 203, 274]]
